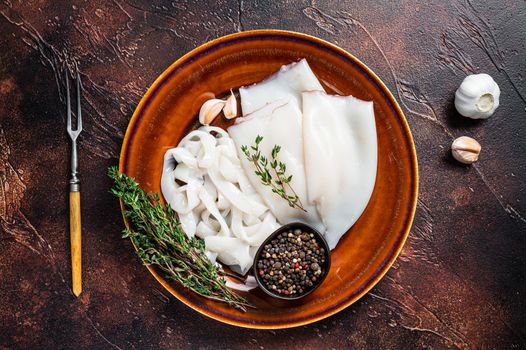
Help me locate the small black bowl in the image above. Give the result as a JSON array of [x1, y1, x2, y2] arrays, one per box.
[[252, 222, 331, 300]]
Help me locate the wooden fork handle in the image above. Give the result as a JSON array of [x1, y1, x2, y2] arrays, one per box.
[[69, 191, 82, 297]]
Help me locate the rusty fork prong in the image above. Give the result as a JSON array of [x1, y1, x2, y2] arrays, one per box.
[[66, 71, 82, 140]]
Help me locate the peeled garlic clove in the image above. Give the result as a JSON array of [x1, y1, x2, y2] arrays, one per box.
[[199, 99, 225, 125], [223, 90, 237, 119], [451, 136, 481, 164], [455, 73, 500, 119]]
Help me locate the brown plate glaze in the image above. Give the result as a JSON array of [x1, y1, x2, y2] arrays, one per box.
[[119, 30, 418, 329]]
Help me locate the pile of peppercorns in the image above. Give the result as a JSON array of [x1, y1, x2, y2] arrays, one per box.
[[255, 228, 327, 297]]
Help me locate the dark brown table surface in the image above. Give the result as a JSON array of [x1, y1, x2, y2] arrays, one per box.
[[1, 1, 525, 349]]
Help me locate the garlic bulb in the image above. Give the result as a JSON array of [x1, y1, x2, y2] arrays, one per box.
[[455, 74, 500, 119], [451, 136, 481, 164]]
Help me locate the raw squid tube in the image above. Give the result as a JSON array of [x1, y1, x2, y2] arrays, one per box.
[[160, 149, 200, 237], [161, 126, 279, 274], [204, 236, 253, 275], [302, 91, 377, 249], [239, 59, 325, 115], [228, 99, 325, 233]]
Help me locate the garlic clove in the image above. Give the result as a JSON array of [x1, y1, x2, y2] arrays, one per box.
[[451, 136, 481, 164], [454, 73, 500, 119], [223, 90, 238, 119], [199, 99, 225, 125]]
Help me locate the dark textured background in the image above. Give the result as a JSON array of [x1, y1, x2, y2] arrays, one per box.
[[0, 1, 525, 349]]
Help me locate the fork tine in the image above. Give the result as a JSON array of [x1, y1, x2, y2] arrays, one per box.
[[76, 72, 82, 133], [66, 70, 71, 132]]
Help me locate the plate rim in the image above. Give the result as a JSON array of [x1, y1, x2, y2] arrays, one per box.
[[118, 29, 419, 329]]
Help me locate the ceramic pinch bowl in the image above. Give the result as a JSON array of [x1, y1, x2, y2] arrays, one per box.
[[253, 223, 331, 301]]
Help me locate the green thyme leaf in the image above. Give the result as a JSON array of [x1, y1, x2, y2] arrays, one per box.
[[108, 166, 249, 311], [241, 136, 306, 212]]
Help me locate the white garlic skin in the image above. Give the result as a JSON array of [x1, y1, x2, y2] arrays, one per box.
[[223, 90, 237, 119], [199, 99, 225, 125], [451, 136, 481, 164], [455, 73, 500, 119]]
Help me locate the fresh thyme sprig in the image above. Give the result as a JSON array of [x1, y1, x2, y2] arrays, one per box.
[[108, 166, 249, 311], [241, 136, 306, 212]]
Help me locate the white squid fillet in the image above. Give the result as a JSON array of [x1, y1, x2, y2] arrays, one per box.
[[302, 91, 377, 249], [239, 58, 325, 115], [228, 99, 325, 232], [161, 126, 279, 275], [204, 236, 252, 271]]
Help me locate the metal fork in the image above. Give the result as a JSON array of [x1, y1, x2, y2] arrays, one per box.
[[66, 71, 83, 297]]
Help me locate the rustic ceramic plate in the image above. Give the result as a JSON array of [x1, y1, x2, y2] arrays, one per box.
[[119, 30, 418, 329]]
